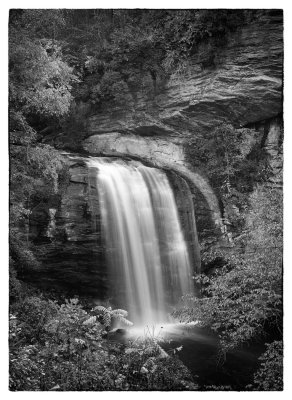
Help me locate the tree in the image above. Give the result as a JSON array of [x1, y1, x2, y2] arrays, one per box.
[[9, 12, 77, 127]]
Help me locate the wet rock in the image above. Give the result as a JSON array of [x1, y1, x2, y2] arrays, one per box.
[[83, 133, 225, 238], [28, 160, 108, 298], [167, 171, 201, 273], [105, 328, 128, 343]]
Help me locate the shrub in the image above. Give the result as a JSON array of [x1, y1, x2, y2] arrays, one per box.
[[12, 296, 58, 344], [251, 341, 283, 390], [9, 297, 195, 391], [173, 186, 282, 355]]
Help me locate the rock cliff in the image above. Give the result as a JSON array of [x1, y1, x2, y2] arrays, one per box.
[[77, 10, 282, 242], [28, 157, 203, 297], [83, 11, 282, 140]]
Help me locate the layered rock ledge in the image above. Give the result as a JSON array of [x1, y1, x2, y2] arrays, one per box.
[[84, 11, 282, 139]]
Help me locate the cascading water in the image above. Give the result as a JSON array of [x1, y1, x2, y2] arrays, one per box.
[[87, 158, 194, 327]]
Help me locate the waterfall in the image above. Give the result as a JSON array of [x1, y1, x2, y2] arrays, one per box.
[[87, 158, 194, 327]]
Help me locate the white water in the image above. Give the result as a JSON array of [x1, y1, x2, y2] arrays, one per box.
[[87, 158, 194, 326]]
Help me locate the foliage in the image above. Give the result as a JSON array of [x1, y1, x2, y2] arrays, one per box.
[[9, 9, 282, 391], [154, 10, 250, 72], [9, 10, 75, 275], [174, 107, 282, 391], [89, 71, 129, 105], [186, 123, 269, 193], [12, 296, 59, 345], [9, 262, 24, 303], [10, 38, 75, 118], [8, 10, 259, 148], [8, 9, 259, 128], [9, 233, 40, 274], [10, 144, 65, 207], [173, 186, 282, 357], [250, 341, 283, 390], [10, 142, 69, 274], [10, 9, 66, 40], [15, 9, 254, 113], [92, 306, 133, 330], [9, 11, 77, 122], [245, 186, 282, 253], [185, 123, 270, 232], [9, 297, 195, 391]]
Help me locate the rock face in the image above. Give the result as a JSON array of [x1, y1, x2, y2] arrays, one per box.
[[78, 10, 282, 248], [84, 11, 282, 139], [28, 159, 107, 298], [167, 171, 201, 273], [83, 133, 223, 235], [29, 156, 205, 298]]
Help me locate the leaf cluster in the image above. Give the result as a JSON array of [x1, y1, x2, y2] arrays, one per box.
[[173, 186, 282, 364], [250, 340, 283, 390], [185, 123, 271, 233], [9, 296, 195, 391]]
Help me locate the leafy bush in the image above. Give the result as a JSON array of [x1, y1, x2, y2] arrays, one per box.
[[9, 263, 23, 303], [185, 123, 271, 236], [9, 142, 69, 277], [12, 296, 58, 344], [251, 341, 283, 390], [10, 19, 77, 119], [89, 71, 129, 105], [185, 123, 269, 193], [173, 186, 282, 355], [9, 297, 195, 391]]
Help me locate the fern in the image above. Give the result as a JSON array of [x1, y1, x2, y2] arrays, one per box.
[[92, 306, 133, 330], [111, 309, 128, 317]]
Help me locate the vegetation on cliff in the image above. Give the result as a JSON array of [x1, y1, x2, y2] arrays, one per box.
[[176, 124, 283, 389], [174, 186, 282, 350], [9, 10, 259, 136], [9, 10, 72, 284]]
